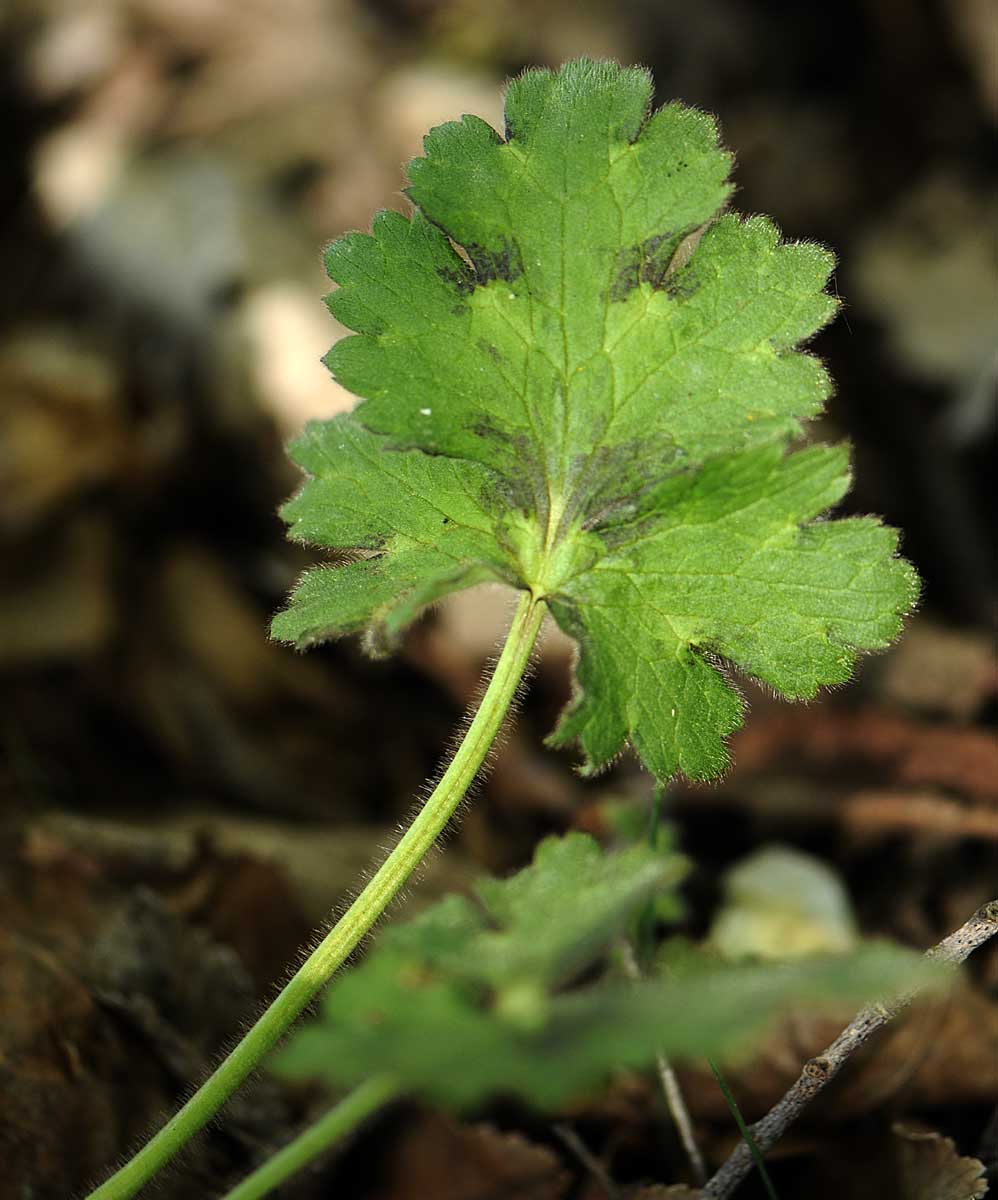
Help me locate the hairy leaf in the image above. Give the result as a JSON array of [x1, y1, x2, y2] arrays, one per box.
[[273, 835, 932, 1109], [378, 831, 684, 990], [273, 58, 917, 780]]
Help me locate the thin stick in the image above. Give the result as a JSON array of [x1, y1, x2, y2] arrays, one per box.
[[553, 1123, 622, 1200], [702, 900, 998, 1200], [620, 941, 707, 1186], [84, 594, 546, 1200], [658, 1053, 709, 1186], [635, 784, 708, 1186]]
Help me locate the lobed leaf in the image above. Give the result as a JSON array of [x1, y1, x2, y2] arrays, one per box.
[[272, 58, 917, 782], [374, 831, 684, 990], [273, 835, 933, 1110]]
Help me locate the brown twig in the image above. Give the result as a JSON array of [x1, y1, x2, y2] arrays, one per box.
[[702, 900, 998, 1199]]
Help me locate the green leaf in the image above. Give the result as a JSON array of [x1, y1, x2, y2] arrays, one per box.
[[272, 836, 933, 1110], [547, 443, 917, 779], [274, 947, 927, 1110], [272, 58, 917, 780], [376, 832, 684, 991], [270, 417, 506, 653], [470, 832, 686, 987]]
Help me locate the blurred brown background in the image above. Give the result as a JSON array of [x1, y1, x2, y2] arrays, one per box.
[[1, 2, 996, 1198]]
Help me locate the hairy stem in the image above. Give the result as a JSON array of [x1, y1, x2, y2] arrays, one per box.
[[84, 592, 546, 1200], [702, 900, 998, 1199], [220, 1076, 399, 1200]]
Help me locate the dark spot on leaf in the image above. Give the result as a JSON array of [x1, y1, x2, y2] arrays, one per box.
[[567, 435, 687, 541], [608, 233, 677, 301], [464, 238, 523, 286], [478, 429, 550, 521], [478, 339, 503, 363], [626, 105, 654, 146], [471, 417, 504, 443], [436, 263, 476, 296], [663, 269, 700, 302]]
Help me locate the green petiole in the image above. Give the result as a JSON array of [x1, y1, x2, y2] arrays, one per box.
[[219, 1076, 399, 1200], [84, 592, 545, 1200]]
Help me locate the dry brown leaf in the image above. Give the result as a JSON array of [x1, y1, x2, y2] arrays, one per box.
[[368, 1110, 570, 1200], [0, 518, 113, 664], [879, 619, 997, 721], [841, 791, 998, 843], [0, 331, 123, 532], [675, 983, 998, 1122], [0, 819, 311, 1198], [893, 1122, 988, 1200], [728, 708, 998, 803]]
